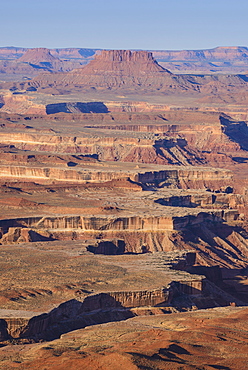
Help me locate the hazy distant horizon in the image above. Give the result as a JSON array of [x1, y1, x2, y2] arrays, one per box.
[[1, 45, 248, 52], [1, 0, 248, 50]]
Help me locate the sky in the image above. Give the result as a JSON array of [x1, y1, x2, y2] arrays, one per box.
[[1, 0, 248, 50]]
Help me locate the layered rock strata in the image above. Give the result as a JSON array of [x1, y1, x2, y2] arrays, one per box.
[[0, 163, 232, 188], [0, 279, 243, 342], [0, 209, 245, 267], [0, 112, 245, 167], [0, 210, 231, 234]]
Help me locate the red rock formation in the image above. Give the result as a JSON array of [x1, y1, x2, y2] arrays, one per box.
[[19, 49, 248, 97], [28, 50, 198, 92], [18, 48, 61, 65], [78, 49, 168, 74], [1, 282, 241, 342], [0, 48, 85, 77]]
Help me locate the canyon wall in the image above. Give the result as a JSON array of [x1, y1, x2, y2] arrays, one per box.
[[0, 112, 245, 165], [0, 162, 233, 190], [2, 288, 168, 340], [0, 211, 230, 235], [1, 275, 243, 341]]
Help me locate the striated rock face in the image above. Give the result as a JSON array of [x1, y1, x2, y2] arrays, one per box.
[[79, 49, 168, 74], [0, 129, 205, 165], [1, 212, 247, 269], [1, 278, 243, 342], [82, 289, 169, 310], [0, 162, 233, 190], [0, 213, 223, 234], [3, 318, 29, 339], [0, 288, 168, 341], [96, 50, 155, 62], [0, 112, 244, 167], [16, 289, 168, 340]]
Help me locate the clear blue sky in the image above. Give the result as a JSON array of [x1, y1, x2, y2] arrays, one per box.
[[1, 0, 248, 50]]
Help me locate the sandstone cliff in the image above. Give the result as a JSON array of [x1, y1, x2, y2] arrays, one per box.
[[1, 281, 242, 342], [1, 209, 246, 269]]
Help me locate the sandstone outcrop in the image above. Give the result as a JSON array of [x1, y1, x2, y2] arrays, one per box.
[[0, 161, 233, 190], [0, 211, 226, 234], [17, 288, 168, 340], [1, 279, 243, 342], [0, 93, 46, 114]]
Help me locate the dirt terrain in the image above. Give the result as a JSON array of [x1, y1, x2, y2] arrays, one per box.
[[0, 48, 248, 369]]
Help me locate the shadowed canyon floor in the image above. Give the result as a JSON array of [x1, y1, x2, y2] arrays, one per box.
[[0, 48, 248, 369], [0, 307, 247, 370]]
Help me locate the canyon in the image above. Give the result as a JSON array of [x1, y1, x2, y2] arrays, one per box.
[[0, 48, 248, 369]]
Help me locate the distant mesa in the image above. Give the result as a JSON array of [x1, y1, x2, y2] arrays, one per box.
[[27, 50, 190, 92], [18, 48, 61, 66], [0, 47, 86, 76], [18, 49, 248, 99], [152, 46, 248, 62], [80, 49, 171, 74], [4, 48, 248, 98], [3, 46, 248, 76]]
